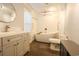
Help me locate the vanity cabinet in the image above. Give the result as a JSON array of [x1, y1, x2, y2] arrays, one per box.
[[2, 34, 24, 56], [3, 37, 24, 56], [2, 34, 22, 46], [0, 32, 30, 56]]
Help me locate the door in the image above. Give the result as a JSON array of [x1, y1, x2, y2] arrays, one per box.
[[3, 42, 16, 56]]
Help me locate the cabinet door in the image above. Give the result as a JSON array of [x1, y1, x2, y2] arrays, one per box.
[[16, 40, 24, 56], [24, 40, 30, 54], [23, 33, 30, 54], [3, 42, 16, 56]]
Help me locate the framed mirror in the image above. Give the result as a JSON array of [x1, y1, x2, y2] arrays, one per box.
[[0, 4, 16, 23]]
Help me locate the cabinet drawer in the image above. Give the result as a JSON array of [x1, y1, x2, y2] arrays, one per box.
[[0, 48, 2, 56], [2, 34, 22, 46]]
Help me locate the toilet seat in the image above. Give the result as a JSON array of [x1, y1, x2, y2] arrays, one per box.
[[49, 38, 60, 44]]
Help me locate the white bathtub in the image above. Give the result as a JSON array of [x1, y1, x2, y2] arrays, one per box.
[[35, 33, 54, 43]]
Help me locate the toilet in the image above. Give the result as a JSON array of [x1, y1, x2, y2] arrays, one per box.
[[49, 38, 60, 51]]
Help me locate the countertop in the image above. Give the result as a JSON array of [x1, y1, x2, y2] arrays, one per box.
[[61, 40, 79, 56], [0, 31, 27, 38]]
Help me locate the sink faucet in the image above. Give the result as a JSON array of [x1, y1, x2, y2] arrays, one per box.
[[5, 25, 10, 32]]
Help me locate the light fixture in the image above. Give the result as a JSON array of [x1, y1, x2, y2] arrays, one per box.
[[40, 3, 57, 16]]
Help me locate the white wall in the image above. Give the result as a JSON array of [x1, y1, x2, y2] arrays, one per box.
[[32, 17, 37, 34], [0, 4, 24, 32], [37, 12, 58, 34], [64, 4, 79, 45], [0, 22, 6, 32], [58, 9, 66, 40]]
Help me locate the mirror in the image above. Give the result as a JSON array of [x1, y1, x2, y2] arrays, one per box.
[[0, 4, 16, 23]]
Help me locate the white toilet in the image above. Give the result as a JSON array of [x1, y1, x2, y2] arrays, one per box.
[[49, 38, 60, 51]]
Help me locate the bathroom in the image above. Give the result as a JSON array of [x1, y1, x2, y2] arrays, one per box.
[[0, 3, 79, 56]]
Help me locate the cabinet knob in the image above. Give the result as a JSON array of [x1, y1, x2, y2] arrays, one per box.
[[7, 40, 10, 42], [17, 43, 19, 45]]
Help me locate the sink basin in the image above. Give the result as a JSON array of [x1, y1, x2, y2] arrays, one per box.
[[49, 38, 60, 44]]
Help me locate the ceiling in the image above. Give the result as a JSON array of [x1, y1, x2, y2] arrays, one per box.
[[30, 3, 66, 14]]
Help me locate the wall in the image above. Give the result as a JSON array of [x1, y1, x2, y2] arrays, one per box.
[[58, 9, 66, 40], [64, 4, 79, 45], [32, 17, 37, 34], [0, 3, 24, 32], [58, 10, 66, 35], [0, 22, 6, 32], [37, 12, 58, 34]]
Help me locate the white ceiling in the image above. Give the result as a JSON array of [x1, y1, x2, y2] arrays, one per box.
[[30, 3, 66, 14]]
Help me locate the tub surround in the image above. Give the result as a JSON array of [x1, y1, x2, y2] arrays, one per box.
[[0, 31, 31, 56]]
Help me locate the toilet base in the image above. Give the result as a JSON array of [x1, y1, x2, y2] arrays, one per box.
[[50, 43, 60, 51]]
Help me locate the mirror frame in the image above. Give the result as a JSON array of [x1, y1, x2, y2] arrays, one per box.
[[0, 3, 16, 23]]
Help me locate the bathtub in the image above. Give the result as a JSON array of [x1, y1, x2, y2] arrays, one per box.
[[35, 33, 54, 43]]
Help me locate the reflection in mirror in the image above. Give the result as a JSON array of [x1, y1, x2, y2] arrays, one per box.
[[0, 4, 16, 23]]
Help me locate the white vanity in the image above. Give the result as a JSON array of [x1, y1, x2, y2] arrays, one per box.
[[0, 31, 30, 56], [0, 4, 31, 56]]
